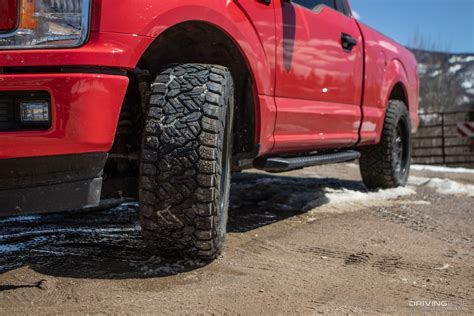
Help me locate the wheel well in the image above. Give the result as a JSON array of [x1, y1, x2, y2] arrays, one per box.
[[104, 21, 259, 198], [389, 83, 408, 108], [139, 21, 257, 157]]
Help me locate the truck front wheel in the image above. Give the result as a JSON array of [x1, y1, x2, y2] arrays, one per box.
[[359, 100, 412, 189], [139, 64, 233, 260]]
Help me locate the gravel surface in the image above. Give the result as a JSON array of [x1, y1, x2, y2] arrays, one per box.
[[0, 163, 472, 315]]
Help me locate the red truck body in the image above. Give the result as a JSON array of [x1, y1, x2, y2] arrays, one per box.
[[0, 0, 419, 219], [0, 0, 419, 159]]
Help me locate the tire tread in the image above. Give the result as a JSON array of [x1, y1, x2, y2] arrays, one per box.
[[139, 64, 233, 260]]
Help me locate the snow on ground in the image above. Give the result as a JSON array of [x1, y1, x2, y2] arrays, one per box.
[[417, 63, 427, 75], [340, 163, 473, 197], [409, 176, 474, 197], [430, 69, 442, 77], [448, 64, 462, 74], [410, 164, 474, 174], [425, 178, 474, 197], [449, 56, 474, 63], [325, 186, 416, 204], [348, 163, 474, 175], [462, 80, 473, 89]]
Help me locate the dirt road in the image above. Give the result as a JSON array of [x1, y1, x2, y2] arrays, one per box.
[[1, 164, 472, 314]]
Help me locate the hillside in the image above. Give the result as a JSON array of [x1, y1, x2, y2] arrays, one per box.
[[411, 49, 474, 112]]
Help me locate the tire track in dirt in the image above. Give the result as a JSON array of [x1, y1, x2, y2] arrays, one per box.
[[370, 204, 473, 248], [297, 245, 453, 277], [297, 246, 472, 309]]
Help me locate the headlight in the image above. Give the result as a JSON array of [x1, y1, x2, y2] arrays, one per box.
[[0, 0, 91, 49]]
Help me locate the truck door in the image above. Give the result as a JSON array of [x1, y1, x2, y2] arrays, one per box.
[[273, 0, 364, 153]]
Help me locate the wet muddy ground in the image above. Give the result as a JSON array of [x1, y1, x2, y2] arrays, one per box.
[[0, 164, 472, 314]]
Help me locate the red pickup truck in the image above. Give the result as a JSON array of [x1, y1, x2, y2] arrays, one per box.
[[0, 0, 419, 260]]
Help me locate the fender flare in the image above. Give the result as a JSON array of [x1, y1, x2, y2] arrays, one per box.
[[138, 4, 274, 97], [381, 58, 410, 110], [367, 58, 411, 143]]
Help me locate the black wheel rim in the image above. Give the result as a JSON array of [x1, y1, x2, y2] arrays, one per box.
[[394, 119, 409, 178], [219, 109, 231, 212]]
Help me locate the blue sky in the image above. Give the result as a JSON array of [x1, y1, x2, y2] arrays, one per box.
[[350, 0, 474, 53]]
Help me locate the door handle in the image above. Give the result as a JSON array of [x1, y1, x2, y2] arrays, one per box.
[[341, 33, 357, 51]]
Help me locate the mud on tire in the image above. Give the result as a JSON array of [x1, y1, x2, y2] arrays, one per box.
[[359, 100, 412, 189], [139, 64, 234, 260]]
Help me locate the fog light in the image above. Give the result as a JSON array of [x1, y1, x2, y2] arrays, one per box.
[[20, 101, 50, 123]]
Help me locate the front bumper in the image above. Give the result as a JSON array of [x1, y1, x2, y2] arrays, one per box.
[[0, 29, 148, 215], [0, 73, 128, 159], [0, 71, 129, 215]]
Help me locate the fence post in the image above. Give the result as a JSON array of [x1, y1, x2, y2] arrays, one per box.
[[441, 113, 446, 165]]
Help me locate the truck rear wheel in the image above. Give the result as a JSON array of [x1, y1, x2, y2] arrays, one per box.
[[359, 100, 412, 189], [139, 64, 233, 260]]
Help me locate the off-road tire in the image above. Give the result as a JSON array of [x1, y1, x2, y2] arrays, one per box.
[[359, 100, 412, 189], [139, 64, 234, 260]]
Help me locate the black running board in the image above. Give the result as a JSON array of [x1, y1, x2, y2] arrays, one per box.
[[253, 150, 361, 173]]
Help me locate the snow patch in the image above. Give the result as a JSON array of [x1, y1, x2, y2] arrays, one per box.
[[449, 56, 474, 63], [461, 80, 473, 89], [426, 178, 474, 197], [411, 165, 474, 174], [448, 64, 462, 74], [417, 63, 427, 75], [430, 70, 442, 77], [325, 186, 416, 204], [410, 176, 474, 197]]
